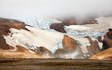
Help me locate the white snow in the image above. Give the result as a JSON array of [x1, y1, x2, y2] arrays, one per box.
[[71, 36, 90, 54], [0, 15, 61, 30], [3, 35, 17, 51], [64, 25, 91, 31], [2, 16, 112, 59], [64, 17, 112, 38], [3, 26, 64, 53]]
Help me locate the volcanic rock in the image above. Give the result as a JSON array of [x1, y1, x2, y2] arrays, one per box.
[[50, 23, 66, 33], [62, 35, 78, 51], [90, 48, 112, 60], [86, 36, 101, 56], [102, 28, 112, 50]]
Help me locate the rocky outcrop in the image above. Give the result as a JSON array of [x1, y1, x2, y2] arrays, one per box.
[[0, 18, 28, 35], [86, 36, 101, 56], [102, 28, 112, 50], [50, 23, 66, 33], [30, 46, 53, 57], [54, 35, 102, 59], [50, 18, 98, 33], [62, 35, 78, 51], [0, 35, 14, 50], [89, 28, 112, 60], [90, 48, 112, 60], [54, 35, 85, 59]]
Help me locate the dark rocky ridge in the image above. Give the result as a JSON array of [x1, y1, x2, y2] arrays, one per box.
[[102, 28, 112, 50], [50, 18, 98, 33]]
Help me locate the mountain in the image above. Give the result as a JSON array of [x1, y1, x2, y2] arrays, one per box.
[[0, 17, 112, 59]]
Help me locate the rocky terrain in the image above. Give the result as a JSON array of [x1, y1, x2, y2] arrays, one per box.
[[0, 17, 112, 60]]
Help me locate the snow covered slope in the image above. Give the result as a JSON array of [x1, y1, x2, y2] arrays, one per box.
[[0, 17, 111, 59], [65, 17, 112, 38]]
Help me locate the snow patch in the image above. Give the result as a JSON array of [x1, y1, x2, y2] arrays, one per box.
[[3, 35, 17, 51], [65, 25, 91, 31], [4, 26, 64, 53]]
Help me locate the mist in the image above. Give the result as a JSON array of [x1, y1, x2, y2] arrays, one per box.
[[0, 0, 112, 19]]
